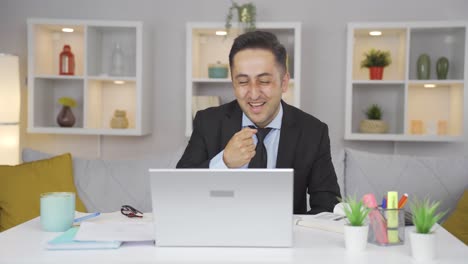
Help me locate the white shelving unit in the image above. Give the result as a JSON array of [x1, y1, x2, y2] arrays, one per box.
[[27, 18, 152, 135], [186, 22, 301, 137], [345, 21, 467, 141]]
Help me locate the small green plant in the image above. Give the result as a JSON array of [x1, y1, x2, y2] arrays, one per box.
[[340, 195, 370, 226], [225, 0, 256, 33], [364, 104, 382, 120], [58, 97, 77, 108], [360, 49, 392, 68], [410, 197, 447, 234]]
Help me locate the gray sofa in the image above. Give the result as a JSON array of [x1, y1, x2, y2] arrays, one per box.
[[22, 148, 468, 216]]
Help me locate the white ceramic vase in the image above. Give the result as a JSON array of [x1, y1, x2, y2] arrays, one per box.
[[344, 224, 369, 252], [410, 231, 436, 261]]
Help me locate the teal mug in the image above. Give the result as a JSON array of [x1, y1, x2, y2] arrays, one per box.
[[40, 192, 75, 232]]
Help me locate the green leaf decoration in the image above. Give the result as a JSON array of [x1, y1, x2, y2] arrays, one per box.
[[410, 197, 447, 234], [360, 49, 392, 68], [339, 195, 370, 226], [364, 104, 383, 120], [58, 97, 77, 108], [225, 1, 256, 33]]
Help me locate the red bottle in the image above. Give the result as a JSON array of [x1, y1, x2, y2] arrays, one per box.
[[59, 45, 75, 75]]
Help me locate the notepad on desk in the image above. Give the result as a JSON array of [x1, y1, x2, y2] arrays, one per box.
[[295, 212, 346, 233], [46, 227, 122, 250], [75, 221, 154, 242]]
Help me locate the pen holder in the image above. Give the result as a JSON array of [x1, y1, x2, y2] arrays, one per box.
[[368, 208, 405, 246]]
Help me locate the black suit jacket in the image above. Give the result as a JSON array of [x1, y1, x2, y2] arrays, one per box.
[[177, 100, 341, 214]]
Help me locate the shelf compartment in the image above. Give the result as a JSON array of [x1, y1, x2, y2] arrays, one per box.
[[192, 82, 235, 106], [407, 82, 463, 136], [351, 83, 405, 134], [191, 28, 234, 79], [32, 24, 85, 76], [409, 27, 466, 80], [33, 78, 84, 128], [352, 28, 407, 81], [86, 80, 136, 130], [87, 26, 137, 78], [191, 27, 296, 79]]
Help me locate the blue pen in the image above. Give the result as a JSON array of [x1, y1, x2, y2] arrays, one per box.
[[381, 196, 387, 209], [73, 212, 100, 223]]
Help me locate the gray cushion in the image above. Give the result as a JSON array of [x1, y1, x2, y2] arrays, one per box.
[[344, 148, 468, 217], [22, 147, 185, 213]]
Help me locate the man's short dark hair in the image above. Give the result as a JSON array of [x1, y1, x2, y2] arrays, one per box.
[[229, 31, 287, 76]]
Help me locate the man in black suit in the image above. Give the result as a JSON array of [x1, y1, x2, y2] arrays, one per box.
[[177, 31, 341, 214]]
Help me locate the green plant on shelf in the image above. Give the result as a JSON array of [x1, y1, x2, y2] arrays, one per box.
[[225, 0, 256, 33], [360, 49, 392, 68], [364, 104, 382, 120]]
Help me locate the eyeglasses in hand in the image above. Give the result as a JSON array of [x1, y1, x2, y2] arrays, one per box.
[[121, 205, 143, 218]]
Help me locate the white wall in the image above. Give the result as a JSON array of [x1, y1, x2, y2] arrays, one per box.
[[1, 0, 467, 160]]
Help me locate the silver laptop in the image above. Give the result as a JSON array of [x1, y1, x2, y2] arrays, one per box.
[[148, 169, 294, 247]]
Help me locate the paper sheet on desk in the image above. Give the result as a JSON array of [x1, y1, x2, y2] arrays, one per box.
[[295, 204, 347, 234], [74, 211, 154, 242]]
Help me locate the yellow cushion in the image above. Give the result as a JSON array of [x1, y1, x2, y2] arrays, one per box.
[[0, 153, 87, 232], [443, 189, 468, 245]]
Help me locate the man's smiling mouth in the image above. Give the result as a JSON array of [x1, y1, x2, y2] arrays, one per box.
[[248, 102, 266, 107]]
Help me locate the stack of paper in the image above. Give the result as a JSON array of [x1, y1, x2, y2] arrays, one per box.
[[46, 227, 121, 250], [46, 211, 154, 250], [295, 212, 346, 233], [75, 221, 154, 242]]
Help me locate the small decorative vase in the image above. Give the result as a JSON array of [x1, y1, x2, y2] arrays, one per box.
[[208, 61, 229, 78], [369, 66, 384, 80], [436, 57, 449, 80], [344, 224, 369, 252], [417, 54, 431, 80], [410, 231, 436, 261], [110, 110, 129, 129], [59, 45, 75, 75], [57, 106, 76, 127]]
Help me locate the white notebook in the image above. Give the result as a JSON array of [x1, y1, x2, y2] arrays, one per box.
[[46, 227, 121, 250]]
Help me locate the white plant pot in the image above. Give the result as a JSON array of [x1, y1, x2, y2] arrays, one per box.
[[410, 231, 436, 261], [344, 224, 369, 252]]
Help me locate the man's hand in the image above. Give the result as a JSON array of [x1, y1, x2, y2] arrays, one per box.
[[223, 127, 257, 168]]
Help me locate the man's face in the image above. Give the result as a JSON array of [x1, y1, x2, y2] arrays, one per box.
[[231, 48, 289, 128]]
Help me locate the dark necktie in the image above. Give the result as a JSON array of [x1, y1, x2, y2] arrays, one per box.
[[248, 126, 272, 168]]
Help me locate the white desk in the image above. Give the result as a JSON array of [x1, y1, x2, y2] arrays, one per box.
[[0, 216, 466, 264]]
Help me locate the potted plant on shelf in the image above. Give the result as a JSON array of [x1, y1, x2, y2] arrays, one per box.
[[57, 97, 76, 127], [359, 104, 388, 133], [409, 197, 447, 262], [342, 195, 371, 252], [360, 48, 392, 80], [225, 0, 256, 34]]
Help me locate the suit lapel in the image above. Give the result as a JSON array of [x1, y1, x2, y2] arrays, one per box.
[[221, 101, 243, 148], [276, 101, 300, 168]]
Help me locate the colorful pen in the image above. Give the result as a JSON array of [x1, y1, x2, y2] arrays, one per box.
[[381, 196, 387, 209], [73, 212, 100, 223], [398, 193, 409, 209]]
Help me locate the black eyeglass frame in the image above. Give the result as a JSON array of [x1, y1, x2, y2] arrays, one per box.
[[121, 205, 143, 218]]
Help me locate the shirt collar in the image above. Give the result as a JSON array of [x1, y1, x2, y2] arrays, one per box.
[[242, 103, 283, 130]]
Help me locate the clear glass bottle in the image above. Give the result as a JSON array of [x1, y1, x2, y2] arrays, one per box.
[[110, 42, 124, 76]]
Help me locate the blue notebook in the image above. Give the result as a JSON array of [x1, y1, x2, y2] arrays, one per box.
[[46, 227, 122, 250]]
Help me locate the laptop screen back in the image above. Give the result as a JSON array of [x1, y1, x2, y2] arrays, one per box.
[[149, 169, 294, 247]]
